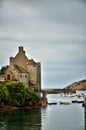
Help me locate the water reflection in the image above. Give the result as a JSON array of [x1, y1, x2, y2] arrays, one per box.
[[0, 108, 41, 130]]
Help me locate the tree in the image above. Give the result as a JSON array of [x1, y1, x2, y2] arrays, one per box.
[[5, 81, 39, 107], [0, 65, 9, 75], [0, 83, 9, 105]]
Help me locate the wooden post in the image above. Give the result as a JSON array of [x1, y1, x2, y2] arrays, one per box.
[[85, 96, 86, 130]]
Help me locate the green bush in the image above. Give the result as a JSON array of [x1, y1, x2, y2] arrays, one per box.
[[0, 83, 10, 104], [5, 81, 39, 106]]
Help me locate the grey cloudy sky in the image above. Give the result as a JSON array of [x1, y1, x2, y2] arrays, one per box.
[[0, 0, 86, 89]]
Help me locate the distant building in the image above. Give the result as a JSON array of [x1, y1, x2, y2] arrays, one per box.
[[0, 74, 5, 82], [0, 46, 41, 92]]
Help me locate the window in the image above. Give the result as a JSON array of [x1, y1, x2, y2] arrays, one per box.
[[7, 74, 10, 80], [20, 74, 22, 78], [25, 75, 27, 78]]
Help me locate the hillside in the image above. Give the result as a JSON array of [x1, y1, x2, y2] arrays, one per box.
[[64, 79, 86, 91]]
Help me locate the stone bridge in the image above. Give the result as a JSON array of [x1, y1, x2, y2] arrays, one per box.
[[40, 88, 75, 106], [41, 89, 75, 98]]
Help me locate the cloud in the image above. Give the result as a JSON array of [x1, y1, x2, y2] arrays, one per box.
[[0, 0, 86, 88], [42, 61, 86, 88]]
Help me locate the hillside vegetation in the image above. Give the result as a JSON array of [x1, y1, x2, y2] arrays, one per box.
[[0, 81, 40, 108], [64, 79, 86, 91]]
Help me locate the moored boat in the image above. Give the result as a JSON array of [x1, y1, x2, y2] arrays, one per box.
[[72, 100, 78, 103], [59, 101, 70, 105], [77, 100, 84, 103], [72, 100, 84, 103], [48, 102, 57, 105]]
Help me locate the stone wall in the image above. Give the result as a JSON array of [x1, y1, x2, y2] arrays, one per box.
[[13, 46, 28, 70], [5, 46, 41, 92]]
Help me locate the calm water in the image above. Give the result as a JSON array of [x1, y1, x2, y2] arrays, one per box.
[[0, 94, 85, 130]]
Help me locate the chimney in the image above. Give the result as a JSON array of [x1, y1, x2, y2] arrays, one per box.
[[10, 57, 14, 68], [19, 46, 23, 52]]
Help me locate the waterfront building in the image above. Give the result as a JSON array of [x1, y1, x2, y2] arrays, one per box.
[[0, 46, 41, 92]]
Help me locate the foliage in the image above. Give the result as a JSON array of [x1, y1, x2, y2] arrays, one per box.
[[0, 81, 39, 107], [0, 83, 9, 104], [0, 65, 9, 75]]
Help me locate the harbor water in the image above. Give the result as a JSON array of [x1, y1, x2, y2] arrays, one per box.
[[0, 94, 85, 130]]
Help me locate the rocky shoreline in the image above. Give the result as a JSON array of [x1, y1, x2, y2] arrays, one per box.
[[0, 104, 41, 111], [0, 98, 48, 111], [0, 105, 18, 111]]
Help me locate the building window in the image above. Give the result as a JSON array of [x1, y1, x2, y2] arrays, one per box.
[[20, 74, 22, 78], [25, 75, 27, 78], [7, 74, 10, 80]]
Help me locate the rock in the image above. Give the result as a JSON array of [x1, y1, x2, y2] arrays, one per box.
[[64, 79, 86, 91]]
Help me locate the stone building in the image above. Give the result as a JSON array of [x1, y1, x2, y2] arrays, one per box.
[[2, 46, 41, 92]]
